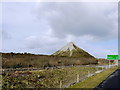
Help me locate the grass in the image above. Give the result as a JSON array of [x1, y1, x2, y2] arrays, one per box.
[[0, 75, 2, 89], [2, 66, 101, 88], [67, 66, 118, 88]]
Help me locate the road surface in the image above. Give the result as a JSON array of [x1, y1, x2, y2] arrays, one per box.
[[95, 68, 120, 89]]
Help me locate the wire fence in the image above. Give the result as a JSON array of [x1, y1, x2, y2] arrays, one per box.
[[1, 65, 117, 88]]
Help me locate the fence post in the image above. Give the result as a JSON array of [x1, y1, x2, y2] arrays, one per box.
[[109, 60, 110, 68], [102, 66, 104, 71], [60, 80, 62, 88], [77, 74, 79, 83], [88, 71, 90, 77], [97, 67, 99, 71]]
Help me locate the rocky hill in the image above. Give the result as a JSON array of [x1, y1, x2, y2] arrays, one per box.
[[52, 42, 95, 58]]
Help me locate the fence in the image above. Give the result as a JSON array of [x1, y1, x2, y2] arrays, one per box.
[[63, 64, 116, 88], [2, 65, 116, 88]]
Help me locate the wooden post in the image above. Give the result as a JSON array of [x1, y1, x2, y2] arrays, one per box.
[[102, 66, 104, 71], [88, 71, 90, 77], [106, 66, 108, 69], [60, 80, 62, 88], [77, 74, 79, 83], [96, 67, 98, 71], [109, 60, 110, 68]]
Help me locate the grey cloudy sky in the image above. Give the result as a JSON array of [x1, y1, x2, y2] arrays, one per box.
[[1, 2, 118, 58]]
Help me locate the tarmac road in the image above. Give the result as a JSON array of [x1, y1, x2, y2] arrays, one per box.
[[95, 68, 120, 89]]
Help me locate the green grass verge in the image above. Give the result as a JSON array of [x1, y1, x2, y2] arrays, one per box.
[[67, 66, 118, 88]]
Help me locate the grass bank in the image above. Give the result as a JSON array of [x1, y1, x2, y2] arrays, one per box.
[[2, 66, 101, 88], [68, 66, 118, 88]]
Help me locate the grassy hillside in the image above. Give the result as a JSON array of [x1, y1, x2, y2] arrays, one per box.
[[97, 58, 114, 65], [53, 48, 94, 58], [2, 52, 98, 69]]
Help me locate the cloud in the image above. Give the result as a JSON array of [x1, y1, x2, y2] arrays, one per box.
[[1, 30, 11, 39], [24, 28, 67, 53], [36, 2, 117, 40], [1, 2, 117, 58], [23, 2, 118, 56]]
